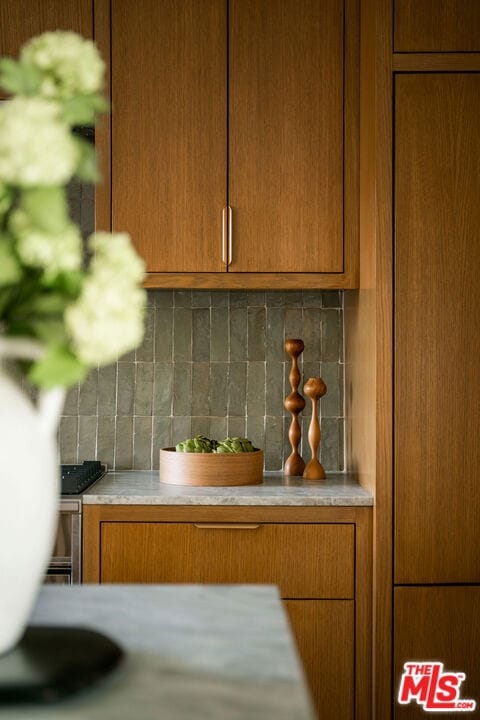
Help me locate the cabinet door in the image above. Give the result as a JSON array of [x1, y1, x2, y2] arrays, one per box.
[[285, 600, 354, 720], [0, 0, 92, 59], [99, 521, 354, 598], [111, 0, 226, 272], [394, 74, 480, 584], [394, 587, 480, 719], [229, 0, 344, 273], [394, 1, 480, 52]]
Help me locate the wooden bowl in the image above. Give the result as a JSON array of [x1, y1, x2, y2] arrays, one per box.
[[159, 447, 263, 486]]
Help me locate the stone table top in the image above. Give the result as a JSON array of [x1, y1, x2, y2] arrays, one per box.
[[0, 585, 315, 720], [83, 471, 373, 506]]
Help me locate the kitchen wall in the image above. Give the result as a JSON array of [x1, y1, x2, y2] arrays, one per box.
[[59, 289, 344, 471]]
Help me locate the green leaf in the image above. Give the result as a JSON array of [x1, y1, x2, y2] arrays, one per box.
[[47, 270, 84, 298], [0, 287, 13, 317], [0, 58, 41, 96], [20, 186, 69, 234], [59, 93, 109, 125], [29, 318, 67, 345], [0, 183, 15, 218], [28, 344, 87, 389], [0, 235, 22, 286], [19, 291, 68, 316], [72, 136, 99, 183]]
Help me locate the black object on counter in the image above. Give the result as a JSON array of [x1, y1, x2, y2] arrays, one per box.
[[0, 626, 124, 703], [61, 461, 105, 495]]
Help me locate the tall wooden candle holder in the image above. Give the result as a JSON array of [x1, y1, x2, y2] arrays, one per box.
[[284, 338, 306, 476], [303, 377, 327, 480]]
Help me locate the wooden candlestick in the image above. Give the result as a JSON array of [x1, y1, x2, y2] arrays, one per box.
[[303, 377, 327, 480], [283, 338, 306, 476]]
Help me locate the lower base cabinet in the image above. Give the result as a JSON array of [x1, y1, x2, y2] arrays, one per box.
[[394, 586, 480, 719], [83, 505, 371, 719], [285, 600, 354, 720]]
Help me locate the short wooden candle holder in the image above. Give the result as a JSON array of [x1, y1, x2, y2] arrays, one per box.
[[303, 377, 327, 481]]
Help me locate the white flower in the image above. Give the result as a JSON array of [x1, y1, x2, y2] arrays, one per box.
[[21, 31, 105, 98], [65, 275, 146, 366], [10, 209, 82, 277], [65, 232, 146, 365], [0, 98, 78, 186], [89, 232, 145, 284]]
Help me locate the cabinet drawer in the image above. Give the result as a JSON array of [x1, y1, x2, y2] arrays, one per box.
[[100, 522, 354, 599]]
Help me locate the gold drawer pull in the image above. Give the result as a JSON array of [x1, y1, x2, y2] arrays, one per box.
[[221, 206, 228, 266], [227, 205, 232, 267], [193, 523, 260, 530]]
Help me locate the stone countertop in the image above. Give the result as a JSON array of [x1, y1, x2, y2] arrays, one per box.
[[83, 471, 373, 506], [1, 585, 315, 720]]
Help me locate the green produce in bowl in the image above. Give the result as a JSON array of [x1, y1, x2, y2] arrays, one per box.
[[215, 437, 255, 453], [175, 435, 256, 453], [175, 435, 218, 453]]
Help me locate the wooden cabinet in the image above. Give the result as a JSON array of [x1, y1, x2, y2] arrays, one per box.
[[83, 504, 371, 720], [285, 600, 354, 720], [228, 0, 345, 275], [394, 73, 480, 585], [394, 587, 480, 719], [107, 0, 359, 289], [99, 521, 354, 597], [111, 0, 226, 275], [0, 0, 92, 59], [393, 69, 480, 719], [0, 0, 93, 103], [394, 0, 480, 53]]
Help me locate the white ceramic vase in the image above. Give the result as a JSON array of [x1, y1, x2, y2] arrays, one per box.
[[0, 337, 65, 655]]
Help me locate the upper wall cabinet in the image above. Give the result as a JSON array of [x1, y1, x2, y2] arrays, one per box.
[[0, 0, 92, 59], [394, 0, 480, 53], [109, 0, 359, 289]]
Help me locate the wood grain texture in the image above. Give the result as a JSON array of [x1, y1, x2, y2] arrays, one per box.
[[0, 0, 92, 57], [394, 74, 480, 585], [285, 600, 354, 720], [143, 270, 358, 289], [394, 587, 480, 719], [83, 504, 369, 526], [159, 447, 263, 486], [93, 0, 111, 234], [82, 504, 371, 577], [393, 53, 480, 72], [355, 506, 373, 720], [111, 0, 226, 272], [394, 0, 480, 53], [284, 339, 306, 477], [0, 0, 92, 101], [82, 504, 371, 719], [229, 0, 344, 273], [345, 0, 393, 716], [372, 0, 394, 716], [99, 521, 354, 598], [303, 378, 327, 480]]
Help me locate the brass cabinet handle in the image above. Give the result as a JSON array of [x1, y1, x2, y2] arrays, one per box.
[[193, 523, 260, 530], [227, 205, 232, 267], [222, 206, 228, 266]]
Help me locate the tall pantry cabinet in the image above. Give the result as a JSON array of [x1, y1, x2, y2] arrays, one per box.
[[346, 0, 480, 717], [394, 71, 480, 718], [349, 1, 480, 717]]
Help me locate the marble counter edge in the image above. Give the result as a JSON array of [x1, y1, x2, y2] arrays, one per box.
[[82, 471, 373, 506]]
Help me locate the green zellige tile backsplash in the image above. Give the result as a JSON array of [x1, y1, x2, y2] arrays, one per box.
[[59, 289, 344, 472]]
